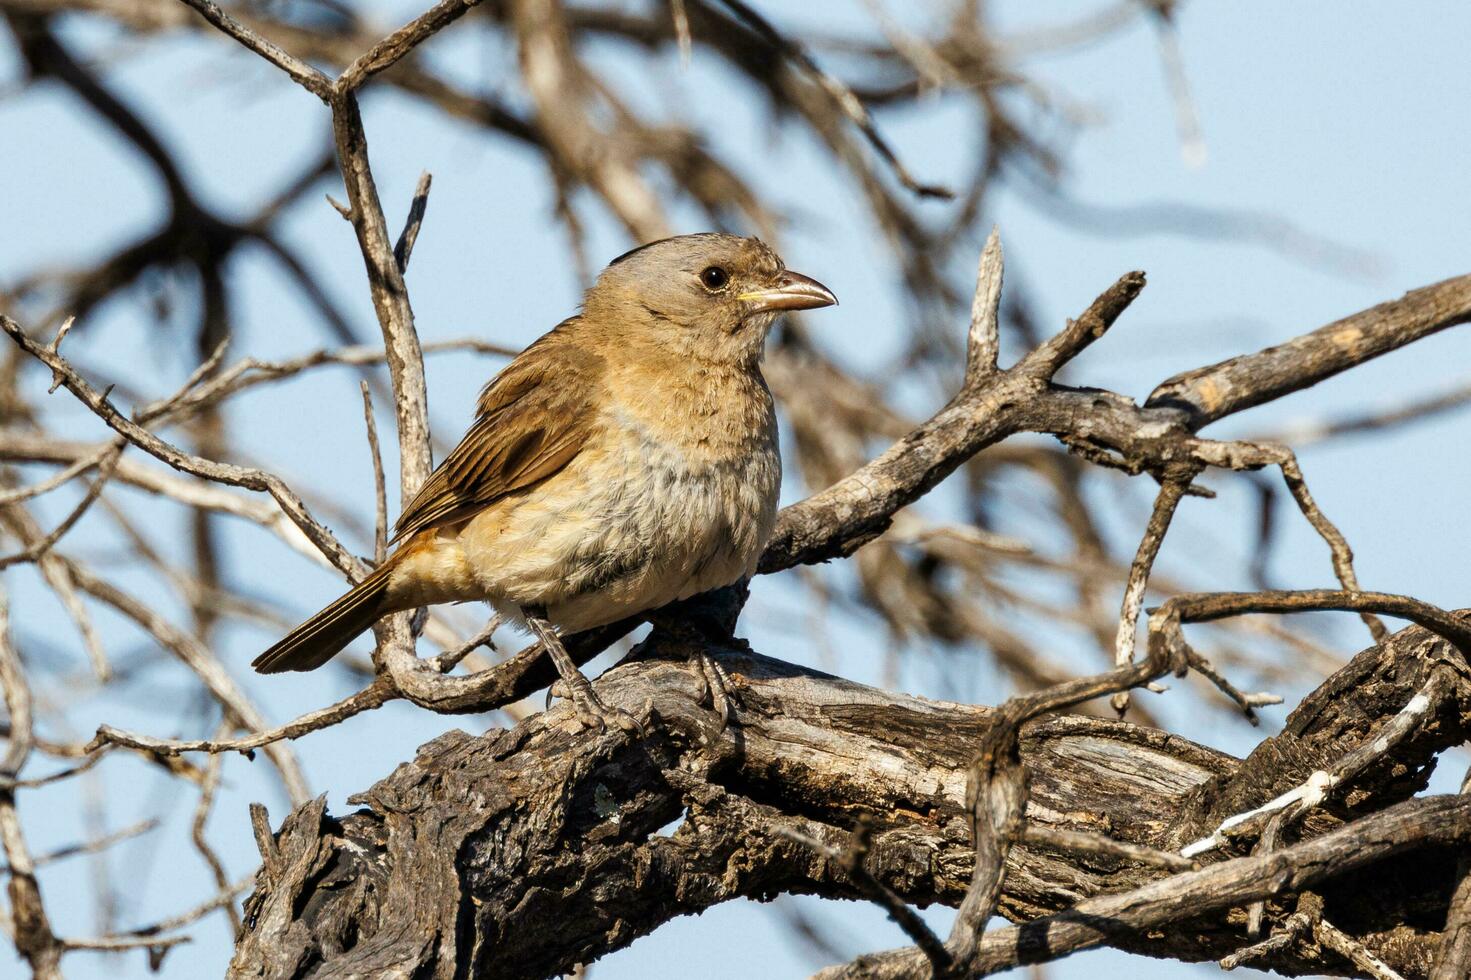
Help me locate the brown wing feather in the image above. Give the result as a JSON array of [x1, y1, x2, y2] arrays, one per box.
[[392, 321, 603, 542]]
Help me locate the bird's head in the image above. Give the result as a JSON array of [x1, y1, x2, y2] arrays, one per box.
[[584, 233, 836, 365]]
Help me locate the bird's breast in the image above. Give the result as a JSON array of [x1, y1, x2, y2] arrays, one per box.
[[587, 400, 781, 583], [457, 380, 781, 632]]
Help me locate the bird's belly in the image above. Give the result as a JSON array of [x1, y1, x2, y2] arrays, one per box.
[[456, 429, 779, 632]]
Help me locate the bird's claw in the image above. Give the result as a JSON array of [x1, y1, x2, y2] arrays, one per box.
[[578, 696, 645, 736], [551, 676, 644, 736], [691, 649, 733, 734]]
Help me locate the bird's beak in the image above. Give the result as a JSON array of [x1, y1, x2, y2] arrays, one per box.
[[738, 270, 838, 313]]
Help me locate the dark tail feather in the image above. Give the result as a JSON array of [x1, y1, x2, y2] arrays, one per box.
[[253, 563, 395, 674]]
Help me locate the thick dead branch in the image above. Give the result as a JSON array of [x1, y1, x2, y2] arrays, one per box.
[[229, 616, 1469, 979]]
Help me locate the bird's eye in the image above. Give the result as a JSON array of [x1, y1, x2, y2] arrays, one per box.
[[700, 266, 730, 291]]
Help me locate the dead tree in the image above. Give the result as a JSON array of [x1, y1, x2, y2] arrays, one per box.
[[2, 2, 1470, 978]]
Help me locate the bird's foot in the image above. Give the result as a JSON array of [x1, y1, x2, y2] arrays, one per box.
[[647, 610, 739, 735], [528, 614, 643, 736], [549, 674, 644, 735], [690, 648, 733, 733]]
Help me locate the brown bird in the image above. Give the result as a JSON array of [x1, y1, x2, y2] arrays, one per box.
[[253, 233, 836, 727]]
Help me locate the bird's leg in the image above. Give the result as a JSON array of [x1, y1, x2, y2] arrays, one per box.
[[525, 612, 642, 735]]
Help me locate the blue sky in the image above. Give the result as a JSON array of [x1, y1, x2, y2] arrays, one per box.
[[2, 1, 1469, 977]]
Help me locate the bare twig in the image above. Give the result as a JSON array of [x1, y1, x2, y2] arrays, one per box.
[[1182, 645, 1282, 724], [1180, 662, 1457, 858], [762, 270, 1149, 574], [1147, 272, 1471, 428], [1274, 451, 1387, 641], [122, 875, 251, 936], [0, 589, 65, 978], [1017, 271, 1147, 377], [0, 430, 339, 570], [965, 227, 1004, 380], [8, 819, 158, 872], [428, 616, 500, 674], [669, 0, 692, 65], [712, 0, 951, 199], [173, 0, 333, 99], [61, 933, 189, 955], [1220, 891, 1320, 970], [0, 446, 122, 570], [43, 316, 77, 393], [249, 803, 281, 881], [1147, 6, 1206, 168], [937, 630, 1196, 975], [323, 88, 436, 687], [1315, 916, 1407, 980], [1154, 589, 1471, 655], [2, 315, 360, 575], [393, 171, 433, 274], [339, 0, 486, 92], [0, 502, 111, 683], [62, 560, 312, 803], [326, 99, 433, 494], [0, 751, 107, 791], [777, 823, 952, 977], [190, 721, 242, 933], [81, 337, 513, 424], [1022, 825, 1196, 873], [1259, 375, 1471, 447], [360, 382, 388, 564], [946, 716, 1026, 972], [87, 678, 397, 757], [1110, 472, 1194, 715], [763, 269, 1471, 579], [0, 451, 104, 507]]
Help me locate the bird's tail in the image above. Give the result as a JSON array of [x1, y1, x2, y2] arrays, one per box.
[[252, 560, 398, 674]]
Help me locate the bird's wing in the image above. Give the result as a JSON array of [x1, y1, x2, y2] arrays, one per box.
[[391, 323, 602, 542]]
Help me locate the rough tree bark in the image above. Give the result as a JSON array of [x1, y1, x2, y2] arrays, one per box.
[[228, 610, 1471, 979]]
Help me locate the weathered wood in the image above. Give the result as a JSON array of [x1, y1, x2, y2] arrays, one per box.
[[230, 620, 1468, 979]]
